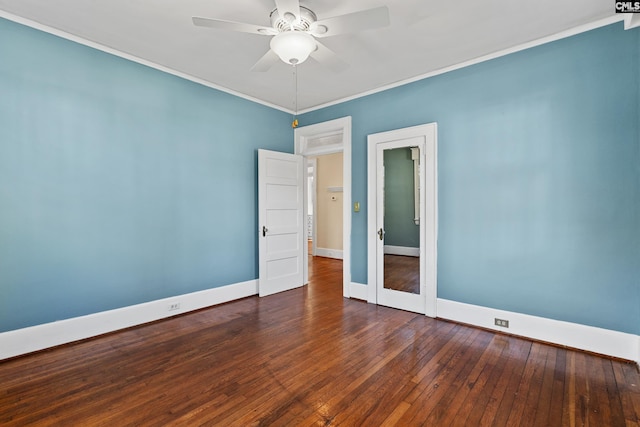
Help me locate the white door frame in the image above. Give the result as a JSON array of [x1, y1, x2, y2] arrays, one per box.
[[295, 116, 352, 298], [367, 123, 438, 317], [307, 158, 318, 256]]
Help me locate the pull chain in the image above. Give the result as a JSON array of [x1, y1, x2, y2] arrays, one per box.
[[292, 64, 299, 128]]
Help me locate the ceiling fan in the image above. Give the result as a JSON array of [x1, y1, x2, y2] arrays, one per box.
[[192, 0, 390, 72]]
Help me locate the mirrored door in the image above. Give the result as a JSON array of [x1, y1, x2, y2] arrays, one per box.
[[375, 137, 426, 313]]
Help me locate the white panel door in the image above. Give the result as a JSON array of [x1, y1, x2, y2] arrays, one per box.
[[258, 149, 304, 297]]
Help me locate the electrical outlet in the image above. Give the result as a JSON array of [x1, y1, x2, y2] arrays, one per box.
[[168, 303, 181, 311], [494, 318, 509, 328]]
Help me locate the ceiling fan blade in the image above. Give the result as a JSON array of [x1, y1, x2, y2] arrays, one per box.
[[310, 41, 349, 72], [274, 0, 301, 22], [310, 6, 390, 38], [192, 17, 277, 35], [251, 49, 280, 72]]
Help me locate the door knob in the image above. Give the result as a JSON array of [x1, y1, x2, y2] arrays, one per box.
[[378, 228, 385, 241], [262, 226, 268, 237]]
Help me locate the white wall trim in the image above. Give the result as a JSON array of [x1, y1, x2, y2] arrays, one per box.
[[315, 248, 344, 260], [0, 11, 290, 114], [349, 283, 368, 301], [384, 245, 420, 257], [299, 16, 624, 114], [625, 13, 640, 29], [0, 280, 258, 361], [349, 282, 367, 301], [437, 298, 640, 365]]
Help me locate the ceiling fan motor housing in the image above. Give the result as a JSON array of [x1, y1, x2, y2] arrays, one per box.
[[270, 6, 316, 32], [193, 2, 390, 71]]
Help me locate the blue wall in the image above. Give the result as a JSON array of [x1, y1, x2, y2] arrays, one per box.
[[0, 18, 292, 332], [1, 17, 638, 337], [301, 23, 640, 334]]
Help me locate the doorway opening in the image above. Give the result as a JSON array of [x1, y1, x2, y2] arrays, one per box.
[[307, 153, 344, 260], [306, 153, 344, 293], [295, 117, 352, 298]]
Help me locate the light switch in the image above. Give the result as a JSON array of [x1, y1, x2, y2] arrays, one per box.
[[354, 202, 360, 212]]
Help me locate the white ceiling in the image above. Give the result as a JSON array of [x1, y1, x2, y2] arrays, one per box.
[[0, 0, 619, 112]]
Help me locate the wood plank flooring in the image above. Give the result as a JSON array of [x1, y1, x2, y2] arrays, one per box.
[[1, 256, 639, 426]]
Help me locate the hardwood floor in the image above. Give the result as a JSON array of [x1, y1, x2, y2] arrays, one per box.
[[1, 256, 639, 426]]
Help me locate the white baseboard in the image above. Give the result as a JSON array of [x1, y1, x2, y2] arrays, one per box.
[[0, 280, 258, 361], [315, 248, 343, 260], [349, 282, 368, 301], [437, 298, 640, 365], [384, 245, 419, 257], [5, 285, 637, 364]]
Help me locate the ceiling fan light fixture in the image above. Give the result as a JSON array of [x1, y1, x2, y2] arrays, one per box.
[[270, 31, 316, 65]]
